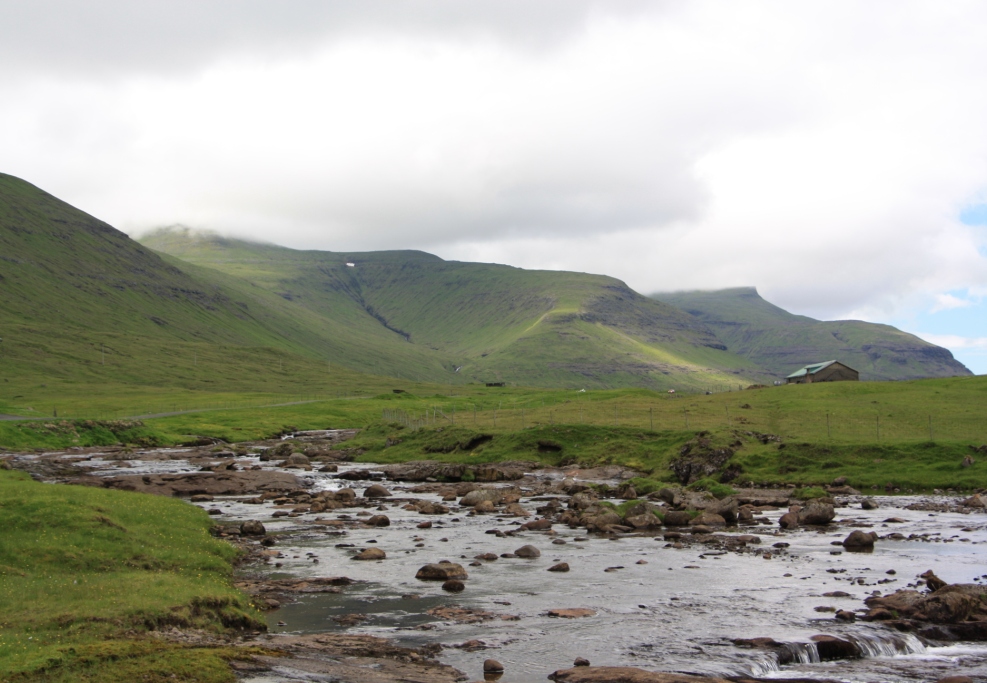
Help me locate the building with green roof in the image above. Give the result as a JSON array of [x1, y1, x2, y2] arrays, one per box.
[[786, 360, 859, 384]]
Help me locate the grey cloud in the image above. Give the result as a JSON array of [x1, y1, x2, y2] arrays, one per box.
[[0, 0, 660, 79]]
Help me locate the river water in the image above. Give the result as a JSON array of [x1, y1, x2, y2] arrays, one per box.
[[63, 447, 987, 682]]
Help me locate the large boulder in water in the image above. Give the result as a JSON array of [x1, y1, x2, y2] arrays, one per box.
[[797, 502, 835, 525], [810, 635, 862, 661], [415, 562, 468, 581], [363, 484, 392, 498], [778, 512, 799, 529], [461, 488, 502, 506], [842, 530, 877, 549], [240, 520, 266, 536]]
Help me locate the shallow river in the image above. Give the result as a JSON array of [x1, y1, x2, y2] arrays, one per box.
[[70, 450, 987, 682]]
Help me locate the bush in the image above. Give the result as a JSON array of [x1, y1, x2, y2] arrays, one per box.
[[792, 486, 828, 500], [687, 477, 737, 499], [626, 477, 662, 495]]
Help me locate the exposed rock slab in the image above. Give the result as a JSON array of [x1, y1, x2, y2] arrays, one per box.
[[73, 470, 302, 497], [248, 633, 462, 683]]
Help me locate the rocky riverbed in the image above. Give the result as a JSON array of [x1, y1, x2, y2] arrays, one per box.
[[6, 430, 987, 683]]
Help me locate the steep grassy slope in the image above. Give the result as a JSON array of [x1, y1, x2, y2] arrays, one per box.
[[142, 227, 763, 391], [651, 287, 971, 381], [0, 173, 418, 413]]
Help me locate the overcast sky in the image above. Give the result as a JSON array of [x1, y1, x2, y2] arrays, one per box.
[[2, 1, 986, 372]]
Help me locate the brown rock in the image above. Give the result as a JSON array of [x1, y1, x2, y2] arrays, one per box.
[[690, 512, 726, 526], [625, 513, 661, 530], [842, 530, 877, 549], [514, 544, 541, 558], [461, 488, 502, 506], [548, 562, 570, 572], [503, 502, 531, 517], [364, 484, 392, 498], [241, 520, 266, 536], [366, 514, 390, 527], [810, 634, 861, 660], [474, 500, 496, 513], [520, 518, 553, 531], [95, 470, 302, 498], [779, 511, 799, 529], [415, 563, 468, 581], [797, 502, 835, 525], [285, 453, 310, 467], [962, 493, 986, 508], [483, 659, 504, 673], [662, 511, 692, 526], [546, 608, 595, 618], [353, 547, 386, 561], [442, 579, 465, 592]]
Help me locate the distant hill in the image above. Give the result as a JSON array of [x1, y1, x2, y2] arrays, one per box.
[[650, 287, 971, 381], [1, 172, 965, 401], [141, 227, 762, 390]]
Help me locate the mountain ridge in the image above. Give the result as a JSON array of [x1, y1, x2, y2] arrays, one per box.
[[650, 287, 971, 380]]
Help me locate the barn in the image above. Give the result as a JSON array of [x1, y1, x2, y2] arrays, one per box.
[[785, 360, 859, 384]]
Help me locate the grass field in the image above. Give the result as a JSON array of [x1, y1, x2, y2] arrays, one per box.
[[0, 469, 265, 682], [3, 375, 985, 491]]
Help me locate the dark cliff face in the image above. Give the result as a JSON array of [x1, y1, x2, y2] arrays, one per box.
[[650, 288, 972, 381]]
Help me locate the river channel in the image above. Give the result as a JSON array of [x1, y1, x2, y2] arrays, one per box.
[[52, 443, 987, 682]]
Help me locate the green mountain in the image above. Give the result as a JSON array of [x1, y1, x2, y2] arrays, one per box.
[[141, 227, 761, 391], [1, 171, 966, 410], [0, 173, 400, 402], [650, 287, 971, 381]]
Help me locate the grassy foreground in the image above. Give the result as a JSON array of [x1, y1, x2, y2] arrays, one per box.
[[0, 470, 265, 682]]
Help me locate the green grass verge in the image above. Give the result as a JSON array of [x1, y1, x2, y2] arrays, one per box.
[[2, 377, 986, 491], [0, 470, 264, 682]]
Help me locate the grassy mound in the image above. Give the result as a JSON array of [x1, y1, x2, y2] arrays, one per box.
[[0, 470, 263, 682]]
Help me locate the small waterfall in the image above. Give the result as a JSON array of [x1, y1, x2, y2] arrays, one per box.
[[744, 652, 782, 677], [743, 631, 926, 676], [783, 641, 822, 664], [849, 632, 926, 658]]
